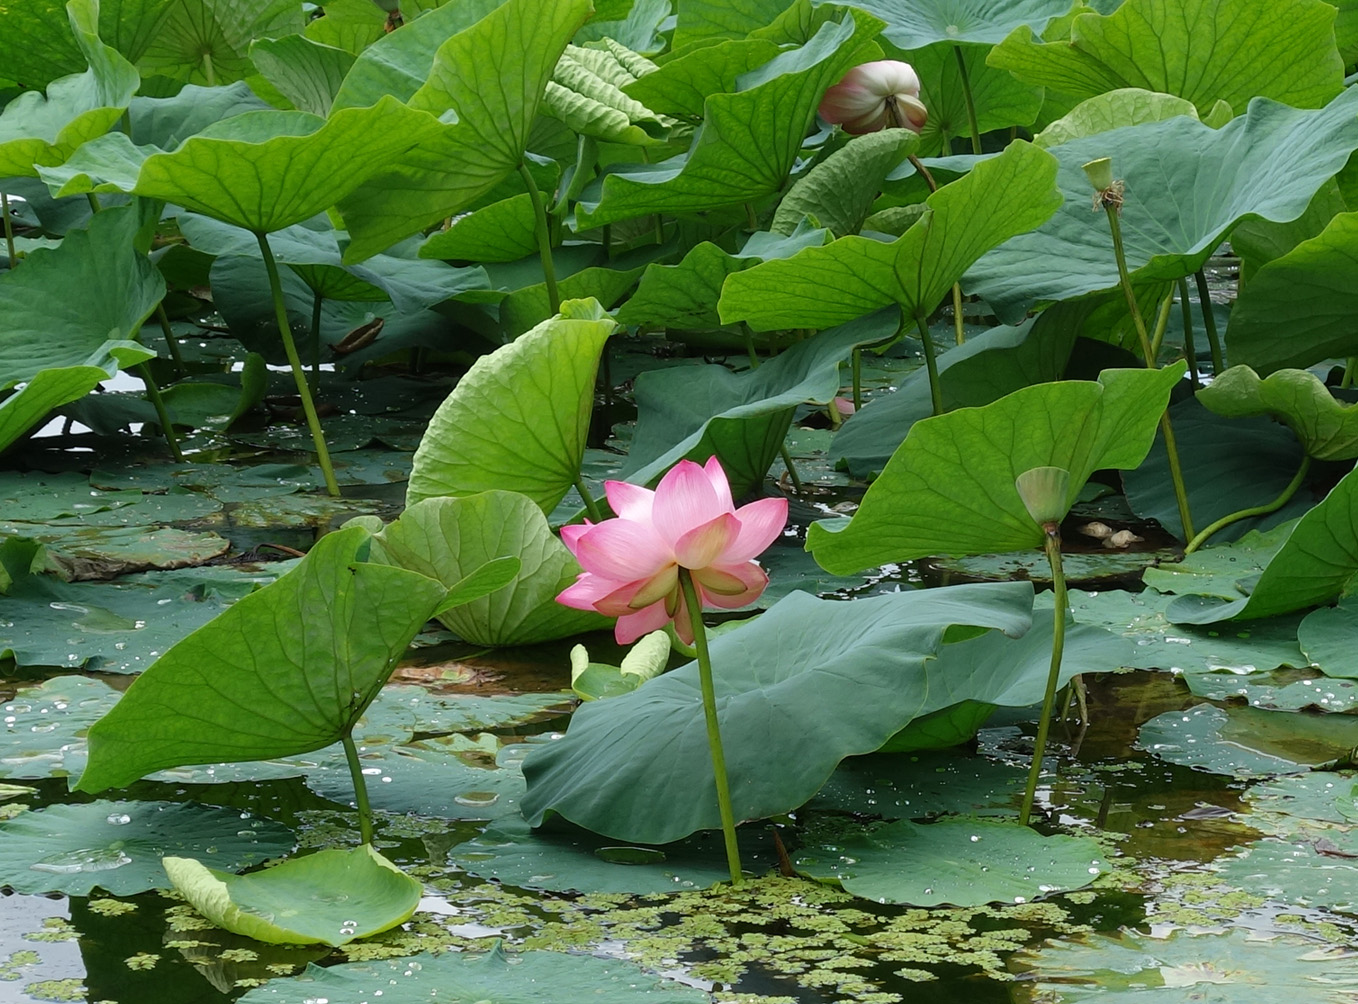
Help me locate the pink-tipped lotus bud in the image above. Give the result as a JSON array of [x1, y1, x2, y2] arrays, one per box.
[[819, 60, 928, 135]]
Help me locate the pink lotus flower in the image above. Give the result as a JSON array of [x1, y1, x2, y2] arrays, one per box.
[[819, 60, 928, 135], [557, 458, 788, 645]]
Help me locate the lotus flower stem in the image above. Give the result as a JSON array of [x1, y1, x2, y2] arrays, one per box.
[[1102, 203, 1194, 539], [136, 363, 185, 462], [1177, 278, 1200, 391], [677, 568, 743, 885], [907, 155, 968, 348], [1183, 454, 1312, 554], [154, 303, 188, 378], [341, 732, 375, 845], [573, 475, 603, 523], [779, 444, 804, 493], [255, 231, 341, 497], [1, 191, 14, 270], [952, 46, 982, 155], [1193, 269, 1225, 375], [914, 315, 944, 416], [1148, 291, 1174, 361], [309, 290, 324, 376], [1020, 525, 1068, 826], [852, 346, 863, 409], [517, 161, 560, 314]]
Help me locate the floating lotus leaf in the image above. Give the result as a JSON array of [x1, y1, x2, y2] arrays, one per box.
[[719, 140, 1061, 332], [0, 800, 294, 896], [967, 88, 1358, 323], [807, 750, 1026, 818], [1215, 837, 1358, 917], [1137, 703, 1358, 777], [0, 676, 121, 780], [1299, 598, 1358, 679], [1198, 366, 1358, 461], [795, 816, 1105, 906], [988, 0, 1343, 116], [809, 365, 1183, 573], [164, 845, 420, 946], [236, 943, 708, 1004]]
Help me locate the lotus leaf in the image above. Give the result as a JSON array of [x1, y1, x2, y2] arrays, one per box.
[[248, 35, 355, 117], [906, 39, 1044, 156], [137, 0, 304, 86], [622, 37, 783, 118], [825, 0, 1069, 47], [797, 816, 1103, 906], [406, 299, 616, 512], [164, 845, 420, 946], [720, 140, 1060, 331], [772, 128, 919, 237], [521, 582, 1035, 843], [808, 365, 1183, 574], [1033, 88, 1206, 148], [1137, 703, 1358, 777], [988, 0, 1343, 115], [967, 88, 1358, 322], [1197, 366, 1358, 461], [1299, 598, 1358, 678]]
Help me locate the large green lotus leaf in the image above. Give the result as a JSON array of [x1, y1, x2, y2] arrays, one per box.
[[305, 743, 526, 820], [336, 0, 591, 261], [622, 307, 901, 495], [967, 89, 1358, 323], [1065, 588, 1308, 675], [0, 205, 162, 387], [1033, 88, 1203, 148], [452, 814, 775, 894], [827, 0, 1069, 47], [237, 944, 708, 1004], [1227, 212, 1358, 374], [47, 98, 448, 235], [1184, 666, 1358, 714], [622, 37, 784, 118], [0, 522, 229, 579], [0, 0, 172, 87], [808, 365, 1183, 574], [520, 582, 1035, 843], [1143, 521, 1291, 600], [329, 0, 505, 111], [1232, 178, 1348, 286], [575, 0, 670, 53], [771, 129, 919, 237], [1123, 399, 1318, 543], [616, 222, 831, 332], [373, 492, 607, 646], [575, 13, 882, 228], [0, 800, 294, 897], [0, 562, 288, 674], [1299, 597, 1358, 679], [796, 816, 1104, 906], [1198, 366, 1358, 461], [1215, 837, 1358, 918], [74, 526, 452, 792], [0, 677, 121, 780], [0, 0, 140, 178], [829, 306, 1078, 479], [907, 39, 1044, 157], [719, 140, 1061, 331], [302, 0, 385, 54], [1137, 703, 1358, 777], [405, 300, 615, 512], [164, 845, 420, 946], [541, 44, 669, 146], [1160, 466, 1358, 623], [671, 0, 794, 48], [0, 362, 150, 455], [498, 262, 646, 339], [364, 683, 574, 735], [417, 193, 538, 263], [137, 0, 304, 86], [127, 80, 271, 149], [987, 0, 1343, 115], [1015, 928, 1358, 1003], [249, 35, 355, 117]]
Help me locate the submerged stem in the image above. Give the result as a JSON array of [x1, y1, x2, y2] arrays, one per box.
[[1184, 455, 1312, 554], [678, 569, 743, 886], [136, 363, 185, 462], [915, 314, 943, 417], [255, 231, 340, 497], [953, 45, 983, 155], [1103, 203, 1194, 539], [1020, 527, 1068, 826], [309, 290, 324, 376], [1177, 277, 1200, 392], [154, 303, 188, 378], [341, 733, 375, 845], [1194, 269, 1225, 375], [1, 191, 14, 270], [779, 443, 804, 494], [517, 161, 559, 315]]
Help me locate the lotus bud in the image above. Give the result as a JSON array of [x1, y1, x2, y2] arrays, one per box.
[[819, 60, 929, 135], [1015, 466, 1071, 527]]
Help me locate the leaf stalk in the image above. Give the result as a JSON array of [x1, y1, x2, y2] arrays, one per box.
[[1020, 525, 1068, 826], [517, 161, 560, 314], [1183, 454, 1312, 554], [341, 732, 375, 846]]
